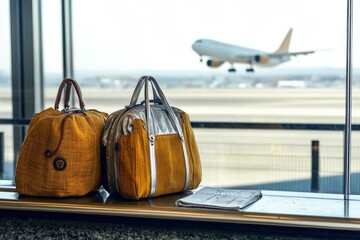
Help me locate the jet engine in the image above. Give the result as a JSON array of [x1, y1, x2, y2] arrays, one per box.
[[206, 59, 224, 68], [254, 55, 270, 64], [254, 54, 288, 67]]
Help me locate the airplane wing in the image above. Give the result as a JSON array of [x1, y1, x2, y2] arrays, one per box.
[[231, 49, 316, 70], [270, 50, 316, 57], [233, 50, 315, 60]]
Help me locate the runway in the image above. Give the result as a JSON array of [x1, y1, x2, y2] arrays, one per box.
[[1, 87, 360, 193]]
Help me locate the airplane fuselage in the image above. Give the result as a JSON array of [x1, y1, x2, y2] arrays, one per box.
[[192, 39, 263, 62], [192, 39, 290, 68], [192, 28, 316, 72]]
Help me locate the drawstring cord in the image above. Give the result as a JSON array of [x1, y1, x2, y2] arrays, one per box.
[[44, 109, 86, 158], [44, 114, 71, 158]]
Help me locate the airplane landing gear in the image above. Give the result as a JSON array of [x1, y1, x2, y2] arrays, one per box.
[[246, 61, 255, 73], [228, 63, 236, 73], [199, 55, 203, 62], [228, 67, 236, 73]]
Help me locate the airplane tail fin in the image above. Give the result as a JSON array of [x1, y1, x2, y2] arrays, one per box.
[[275, 28, 293, 53]]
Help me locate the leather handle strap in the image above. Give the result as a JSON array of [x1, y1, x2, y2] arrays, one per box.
[[129, 76, 161, 108], [137, 76, 190, 197], [146, 77, 190, 192], [54, 78, 85, 110], [129, 76, 184, 140], [149, 78, 184, 139], [64, 81, 72, 109]]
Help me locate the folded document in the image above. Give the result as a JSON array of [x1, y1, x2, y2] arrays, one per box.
[[176, 187, 262, 211]]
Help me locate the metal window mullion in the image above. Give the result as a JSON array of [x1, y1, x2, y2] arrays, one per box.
[[344, 0, 353, 200], [10, 0, 43, 175], [61, 0, 74, 107], [62, 0, 73, 78], [10, 1, 25, 175]]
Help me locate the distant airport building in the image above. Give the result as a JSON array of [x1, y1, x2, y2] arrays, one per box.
[[277, 80, 307, 88]]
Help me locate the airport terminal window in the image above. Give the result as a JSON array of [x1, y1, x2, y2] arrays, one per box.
[[70, 0, 350, 194], [2, 0, 359, 196], [0, 0, 13, 180]]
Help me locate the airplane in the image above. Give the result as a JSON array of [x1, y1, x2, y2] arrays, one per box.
[[192, 28, 316, 73]]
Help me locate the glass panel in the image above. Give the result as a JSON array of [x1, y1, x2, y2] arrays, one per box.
[[0, 0, 13, 180], [42, 0, 63, 109], [196, 129, 344, 192], [72, 0, 347, 193], [352, 0, 360, 195]]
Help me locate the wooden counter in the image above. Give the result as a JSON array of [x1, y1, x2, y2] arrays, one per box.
[[0, 186, 360, 232]]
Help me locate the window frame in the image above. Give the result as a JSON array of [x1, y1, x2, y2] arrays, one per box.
[[0, 0, 355, 200]]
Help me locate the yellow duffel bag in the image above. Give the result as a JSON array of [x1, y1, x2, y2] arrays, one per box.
[[15, 78, 108, 197], [102, 76, 202, 200]]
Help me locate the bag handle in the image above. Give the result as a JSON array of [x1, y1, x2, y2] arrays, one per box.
[[54, 78, 86, 111], [129, 76, 184, 141], [130, 76, 190, 197], [128, 76, 162, 108], [45, 78, 86, 158], [146, 78, 185, 140]]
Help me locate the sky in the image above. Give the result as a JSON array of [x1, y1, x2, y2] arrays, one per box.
[[1, 0, 359, 74]]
